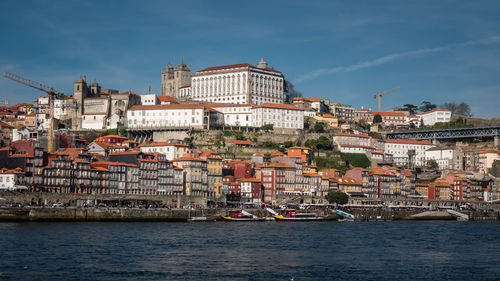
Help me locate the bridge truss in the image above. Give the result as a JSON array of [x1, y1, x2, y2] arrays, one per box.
[[386, 126, 500, 141]]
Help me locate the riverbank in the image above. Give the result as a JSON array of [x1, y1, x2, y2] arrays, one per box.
[[0, 207, 498, 222]]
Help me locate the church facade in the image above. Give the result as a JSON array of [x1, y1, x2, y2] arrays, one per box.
[[161, 61, 191, 99]]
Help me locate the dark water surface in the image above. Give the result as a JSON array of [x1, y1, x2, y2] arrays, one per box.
[[0, 221, 498, 280]]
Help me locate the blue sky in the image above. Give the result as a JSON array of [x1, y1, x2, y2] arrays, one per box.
[[1, 0, 499, 117]]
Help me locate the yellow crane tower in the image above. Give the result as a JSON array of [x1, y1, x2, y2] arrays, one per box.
[[2, 72, 68, 152], [373, 87, 399, 112]]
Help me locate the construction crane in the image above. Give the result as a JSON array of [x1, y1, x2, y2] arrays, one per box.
[[2, 72, 68, 152], [373, 87, 399, 112]]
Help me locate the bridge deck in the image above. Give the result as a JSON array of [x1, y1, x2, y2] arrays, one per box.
[[386, 126, 500, 140]]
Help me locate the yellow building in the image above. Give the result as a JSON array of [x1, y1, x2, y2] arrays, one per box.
[[203, 152, 223, 196], [415, 183, 428, 198], [336, 177, 362, 194], [314, 114, 339, 128], [478, 150, 500, 174]]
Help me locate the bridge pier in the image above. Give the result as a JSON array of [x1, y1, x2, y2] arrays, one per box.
[[495, 136, 500, 149]]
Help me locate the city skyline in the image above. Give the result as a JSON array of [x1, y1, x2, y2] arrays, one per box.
[[1, 0, 500, 117]]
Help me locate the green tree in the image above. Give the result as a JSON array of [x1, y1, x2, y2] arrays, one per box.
[[233, 131, 246, 140], [427, 159, 439, 170], [441, 102, 472, 116], [283, 141, 293, 148], [373, 114, 382, 123], [325, 191, 349, 204], [316, 135, 333, 151], [402, 104, 418, 115], [313, 122, 325, 133], [419, 101, 437, 113], [261, 124, 274, 132]]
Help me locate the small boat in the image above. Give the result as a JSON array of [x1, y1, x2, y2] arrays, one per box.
[[188, 216, 209, 222], [221, 209, 265, 221], [272, 209, 325, 221]]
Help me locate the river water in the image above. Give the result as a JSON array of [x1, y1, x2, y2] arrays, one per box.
[[0, 221, 498, 280]]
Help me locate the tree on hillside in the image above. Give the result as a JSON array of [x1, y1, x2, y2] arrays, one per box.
[[373, 114, 382, 123], [261, 124, 274, 132], [441, 102, 472, 116], [419, 101, 437, 112], [313, 122, 325, 133], [284, 80, 303, 103], [489, 160, 500, 177], [325, 191, 349, 204], [402, 104, 418, 115], [427, 159, 439, 170]]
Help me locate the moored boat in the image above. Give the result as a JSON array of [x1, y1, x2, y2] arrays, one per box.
[[272, 209, 325, 221], [221, 209, 265, 221]]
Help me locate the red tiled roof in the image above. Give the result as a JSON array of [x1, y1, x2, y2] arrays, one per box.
[[339, 144, 376, 149], [226, 139, 253, 145], [385, 139, 433, 145], [288, 146, 310, 150], [372, 112, 405, 117], [479, 150, 500, 154], [138, 142, 188, 147], [305, 97, 327, 102], [209, 103, 254, 108], [157, 96, 179, 104], [96, 135, 128, 140], [264, 162, 295, 169], [108, 151, 141, 156], [82, 112, 107, 115], [336, 133, 370, 138], [238, 178, 261, 182], [129, 104, 216, 111], [419, 109, 451, 115], [91, 161, 138, 167], [254, 103, 303, 111], [197, 63, 282, 73], [172, 157, 204, 162]]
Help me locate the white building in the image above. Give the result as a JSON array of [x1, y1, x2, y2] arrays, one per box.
[[338, 144, 376, 154], [81, 113, 107, 130], [251, 103, 303, 130], [140, 94, 159, 105], [138, 141, 189, 160], [385, 140, 434, 167], [36, 113, 50, 130], [126, 104, 223, 130], [425, 147, 454, 170], [418, 109, 451, 126], [333, 133, 371, 147], [0, 168, 25, 191], [179, 85, 191, 98], [191, 58, 284, 105], [406, 115, 422, 127], [53, 98, 77, 120], [210, 104, 254, 127]]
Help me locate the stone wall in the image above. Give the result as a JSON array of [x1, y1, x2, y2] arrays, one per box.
[[0, 191, 207, 208]]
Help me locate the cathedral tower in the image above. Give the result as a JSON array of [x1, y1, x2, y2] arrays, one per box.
[[161, 60, 191, 98]]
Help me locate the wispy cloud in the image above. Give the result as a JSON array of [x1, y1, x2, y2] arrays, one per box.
[[294, 35, 500, 83]]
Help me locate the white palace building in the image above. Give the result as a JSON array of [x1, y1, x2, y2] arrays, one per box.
[[190, 58, 285, 105]]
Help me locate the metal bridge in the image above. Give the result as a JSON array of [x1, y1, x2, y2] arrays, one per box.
[[386, 126, 500, 141]]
